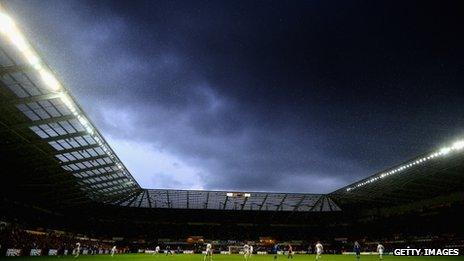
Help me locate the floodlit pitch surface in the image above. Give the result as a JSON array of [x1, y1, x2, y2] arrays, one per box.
[[2, 254, 464, 261]]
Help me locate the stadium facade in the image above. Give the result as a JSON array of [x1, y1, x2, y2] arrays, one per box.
[[0, 3, 463, 256]]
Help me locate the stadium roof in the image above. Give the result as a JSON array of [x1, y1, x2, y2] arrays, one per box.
[[0, 5, 139, 203], [0, 5, 463, 214], [116, 189, 340, 212], [331, 142, 464, 209]]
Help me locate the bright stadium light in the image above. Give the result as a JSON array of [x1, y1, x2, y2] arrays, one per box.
[[244, 193, 251, 197], [0, 10, 63, 91], [1, 9, 112, 156], [38, 68, 61, 91], [23, 48, 41, 69], [346, 138, 464, 192], [85, 125, 94, 135], [0, 12, 15, 34], [452, 140, 464, 150], [9, 29, 28, 51], [226, 193, 234, 197], [60, 94, 78, 113], [439, 147, 451, 155], [77, 115, 89, 127]]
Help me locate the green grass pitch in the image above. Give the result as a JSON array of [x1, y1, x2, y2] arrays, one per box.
[[1, 254, 463, 261]]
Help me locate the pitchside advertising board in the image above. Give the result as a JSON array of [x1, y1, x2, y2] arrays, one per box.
[[6, 249, 21, 256], [29, 249, 42, 256], [5, 248, 119, 257]]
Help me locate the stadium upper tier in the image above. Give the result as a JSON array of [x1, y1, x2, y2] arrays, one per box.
[[0, 5, 463, 213]]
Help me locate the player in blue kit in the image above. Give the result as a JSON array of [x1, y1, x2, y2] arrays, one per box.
[[272, 244, 280, 260], [354, 241, 361, 260]]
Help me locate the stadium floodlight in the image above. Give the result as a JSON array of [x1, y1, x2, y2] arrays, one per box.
[[244, 193, 251, 197], [0, 12, 15, 34], [85, 125, 94, 135], [226, 193, 234, 197], [452, 140, 464, 150], [0, 10, 62, 91], [76, 114, 96, 135], [38, 68, 61, 91], [9, 29, 28, 51], [20, 47, 42, 69], [1, 6, 140, 193], [346, 138, 464, 192], [77, 115, 89, 126], [60, 94, 78, 114], [439, 147, 451, 155], [0, 11, 42, 69]]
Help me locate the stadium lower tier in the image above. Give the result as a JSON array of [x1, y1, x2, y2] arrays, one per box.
[[1, 222, 463, 258], [1, 182, 463, 258]]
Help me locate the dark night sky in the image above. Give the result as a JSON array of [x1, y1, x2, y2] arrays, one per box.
[[6, 0, 464, 192]]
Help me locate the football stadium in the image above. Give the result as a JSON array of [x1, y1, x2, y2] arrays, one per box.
[[0, 1, 464, 260]]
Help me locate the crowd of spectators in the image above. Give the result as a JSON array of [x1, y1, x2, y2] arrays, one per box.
[[1, 221, 463, 256], [0, 222, 116, 256]]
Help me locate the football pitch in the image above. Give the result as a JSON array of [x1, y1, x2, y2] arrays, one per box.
[[1, 254, 463, 261]]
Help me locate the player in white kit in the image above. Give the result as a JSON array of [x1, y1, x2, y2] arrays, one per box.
[[204, 243, 213, 261], [377, 243, 384, 260], [74, 242, 81, 258], [111, 246, 117, 257], [154, 246, 160, 255], [243, 244, 251, 260], [250, 245, 253, 257], [315, 241, 323, 260]]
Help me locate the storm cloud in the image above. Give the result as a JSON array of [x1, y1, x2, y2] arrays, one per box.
[[6, 0, 464, 193]]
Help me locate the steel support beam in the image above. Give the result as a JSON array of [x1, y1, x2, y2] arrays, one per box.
[[42, 131, 88, 142], [258, 194, 268, 211], [85, 176, 128, 187], [240, 196, 249, 210], [204, 191, 210, 209], [60, 154, 109, 166], [125, 191, 142, 207], [72, 162, 115, 174], [276, 194, 288, 211], [293, 195, 307, 211], [55, 143, 100, 154], [309, 195, 324, 212], [79, 170, 123, 181], [147, 190, 153, 208], [137, 190, 146, 208], [14, 114, 75, 128], [7, 92, 64, 105], [0, 64, 33, 76], [166, 190, 171, 208], [111, 190, 142, 205]]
